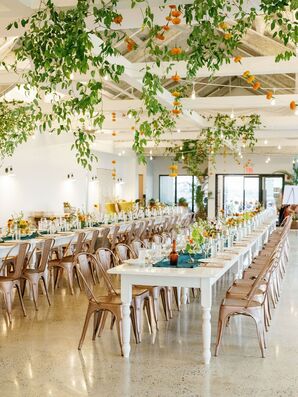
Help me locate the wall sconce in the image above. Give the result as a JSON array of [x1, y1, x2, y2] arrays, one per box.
[[116, 177, 124, 185], [67, 173, 75, 180], [5, 166, 15, 176], [91, 176, 98, 181]]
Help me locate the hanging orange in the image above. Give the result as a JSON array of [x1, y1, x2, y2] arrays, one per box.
[[170, 47, 182, 55], [290, 101, 297, 110], [266, 91, 273, 100], [172, 91, 181, 97], [171, 73, 181, 82], [223, 33, 232, 40], [252, 81, 261, 90], [156, 33, 165, 40], [172, 17, 181, 25], [112, 160, 116, 165], [113, 15, 123, 24], [234, 56, 242, 63], [163, 25, 170, 31], [169, 4, 177, 9], [173, 101, 181, 106], [246, 75, 255, 84], [242, 70, 250, 78], [165, 16, 172, 21], [172, 108, 181, 115], [171, 10, 181, 17]]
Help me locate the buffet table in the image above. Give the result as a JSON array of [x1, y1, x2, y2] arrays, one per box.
[[108, 214, 276, 365]]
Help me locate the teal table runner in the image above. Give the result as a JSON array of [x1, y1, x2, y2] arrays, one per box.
[[153, 252, 206, 269]]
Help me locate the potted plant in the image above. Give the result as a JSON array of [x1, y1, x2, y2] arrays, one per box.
[[178, 197, 188, 207]]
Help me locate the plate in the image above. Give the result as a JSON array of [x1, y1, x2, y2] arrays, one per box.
[[124, 258, 147, 266]]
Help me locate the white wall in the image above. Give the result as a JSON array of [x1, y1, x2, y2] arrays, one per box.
[[207, 153, 293, 218], [0, 135, 138, 226]]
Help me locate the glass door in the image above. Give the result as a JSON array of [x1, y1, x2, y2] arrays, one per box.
[[262, 176, 283, 209], [223, 176, 244, 215], [244, 176, 260, 210]]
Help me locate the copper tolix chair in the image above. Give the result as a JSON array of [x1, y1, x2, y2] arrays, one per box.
[[22, 238, 54, 310], [76, 252, 153, 352], [0, 243, 30, 323], [48, 232, 86, 294]]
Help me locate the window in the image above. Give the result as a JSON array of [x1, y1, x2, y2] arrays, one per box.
[[159, 175, 203, 211]]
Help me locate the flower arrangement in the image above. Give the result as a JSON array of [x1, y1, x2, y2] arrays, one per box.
[[7, 212, 30, 234]]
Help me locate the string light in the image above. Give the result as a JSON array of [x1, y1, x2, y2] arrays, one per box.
[[177, 128, 181, 133], [264, 139, 268, 145], [127, 112, 132, 119], [70, 72, 74, 80], [181, 154, 185, 160], [230, 110, 235, 119], [277, 145, 281, 150], [270, 98, 276, 106], [104, 74, 109, 81]]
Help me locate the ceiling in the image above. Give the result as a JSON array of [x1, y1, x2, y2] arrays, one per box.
[[0, 0, 297, 157]]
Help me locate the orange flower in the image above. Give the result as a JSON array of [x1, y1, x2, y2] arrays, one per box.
[[242, 70, 250, 78], [266, 91, 273, 100], [171, 72, 181, 82], [172, 17, 181, 25], [246, 75, 255, 84], [172, 108, 181, 115], [112, 131, 117, 137], [189, 238, 193, 244], [113, 15, 123, 24], [171, 10, 181, 17], [173, 101, 181, 106], [290, 101, 297, 111], [219, 21, 229, 30], [163, 25, 170, 31], [234, 56, 242, 63], [112, 160, 116, 165], [156, 33, 165, 40], [253, 81, 261, 90], [172, 91, 181, 97], [223, 32, 232, 40], [170, 47, 182, 56]]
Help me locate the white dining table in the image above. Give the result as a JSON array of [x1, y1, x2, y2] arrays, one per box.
[[108, 216, 276, 365]]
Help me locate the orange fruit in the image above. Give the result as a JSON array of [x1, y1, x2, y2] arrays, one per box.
[[156, 33, 165, 40], [266, 91, 273, 100], [234, 56, 242, 63], [171, 73, 181, 82], [172, 91, 181, 97], [112, 160, 116, 165], [170, 47, 182, 55], [172, 17, 181, 25], [253, 81, 261, 90], [246, 75, 255, 84], [224, 33, 232, 40], [169, 4, 177, 9], [290, 101, 296, 110], [113, 15, 123, 24], [219, 21, 229, 30], [165, 16, 172, 21], [172, 108, 181, 115], [242, 70, 250, 78], [173, 101, 181, 106], [163, 25, 170, 31], [171, 10, 181, 17]]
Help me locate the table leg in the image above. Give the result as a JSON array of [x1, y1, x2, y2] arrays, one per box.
[[182, 287, 189, 304], [201, 279, 212, 365], [121, 276, 132, 358]]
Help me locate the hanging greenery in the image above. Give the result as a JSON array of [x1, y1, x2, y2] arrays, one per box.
[[0, 0, 296, 167], [168, 113, 261, 175], [0, 101, 36, 160]]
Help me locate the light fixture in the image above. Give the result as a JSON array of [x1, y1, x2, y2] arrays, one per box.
[[270, 98, 276, 106], [265, 156, 271, 163], [118, 152, 122, 156], [104, 74, 109, 81], [122, 150, 125, 155], [191, 83, 196, 100], [116, 177, 124, 184], [67, 173, 75, 180], [31, 134, 36, 140], [295, 109, 298, 116], [181, 154, 185, 160], [179, 146, 183, 150], [277, 145, 281, 150], [177, 128, 181, 133], [5, 166, 14, 176], [70, 72, 74, 80], [150, 155, 153, 161], [264, 139, 268, 145], [127, 112, 132, 119], [230, 110, 235, 119], [91, 176, 98, 181]]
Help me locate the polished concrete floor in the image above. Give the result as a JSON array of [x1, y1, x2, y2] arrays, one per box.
[[0, 233, 298, 397]]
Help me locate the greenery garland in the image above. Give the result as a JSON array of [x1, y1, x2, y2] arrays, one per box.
[[0, 0, 296, 167], [168, 113, 261, 176]]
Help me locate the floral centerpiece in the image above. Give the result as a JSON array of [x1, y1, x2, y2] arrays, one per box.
[[7, 212, 30, 235], [185, 222, 206, 254]]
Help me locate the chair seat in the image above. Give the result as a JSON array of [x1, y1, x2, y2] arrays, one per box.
[[222, 298, 262, 308], [227, 285, 265, 296], [114, 286, 149, 297], [92, 295, 123, 305], [0, 276, 14, 282]]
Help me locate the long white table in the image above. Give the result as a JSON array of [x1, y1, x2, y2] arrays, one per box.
[[108, 216, 276, 365]]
